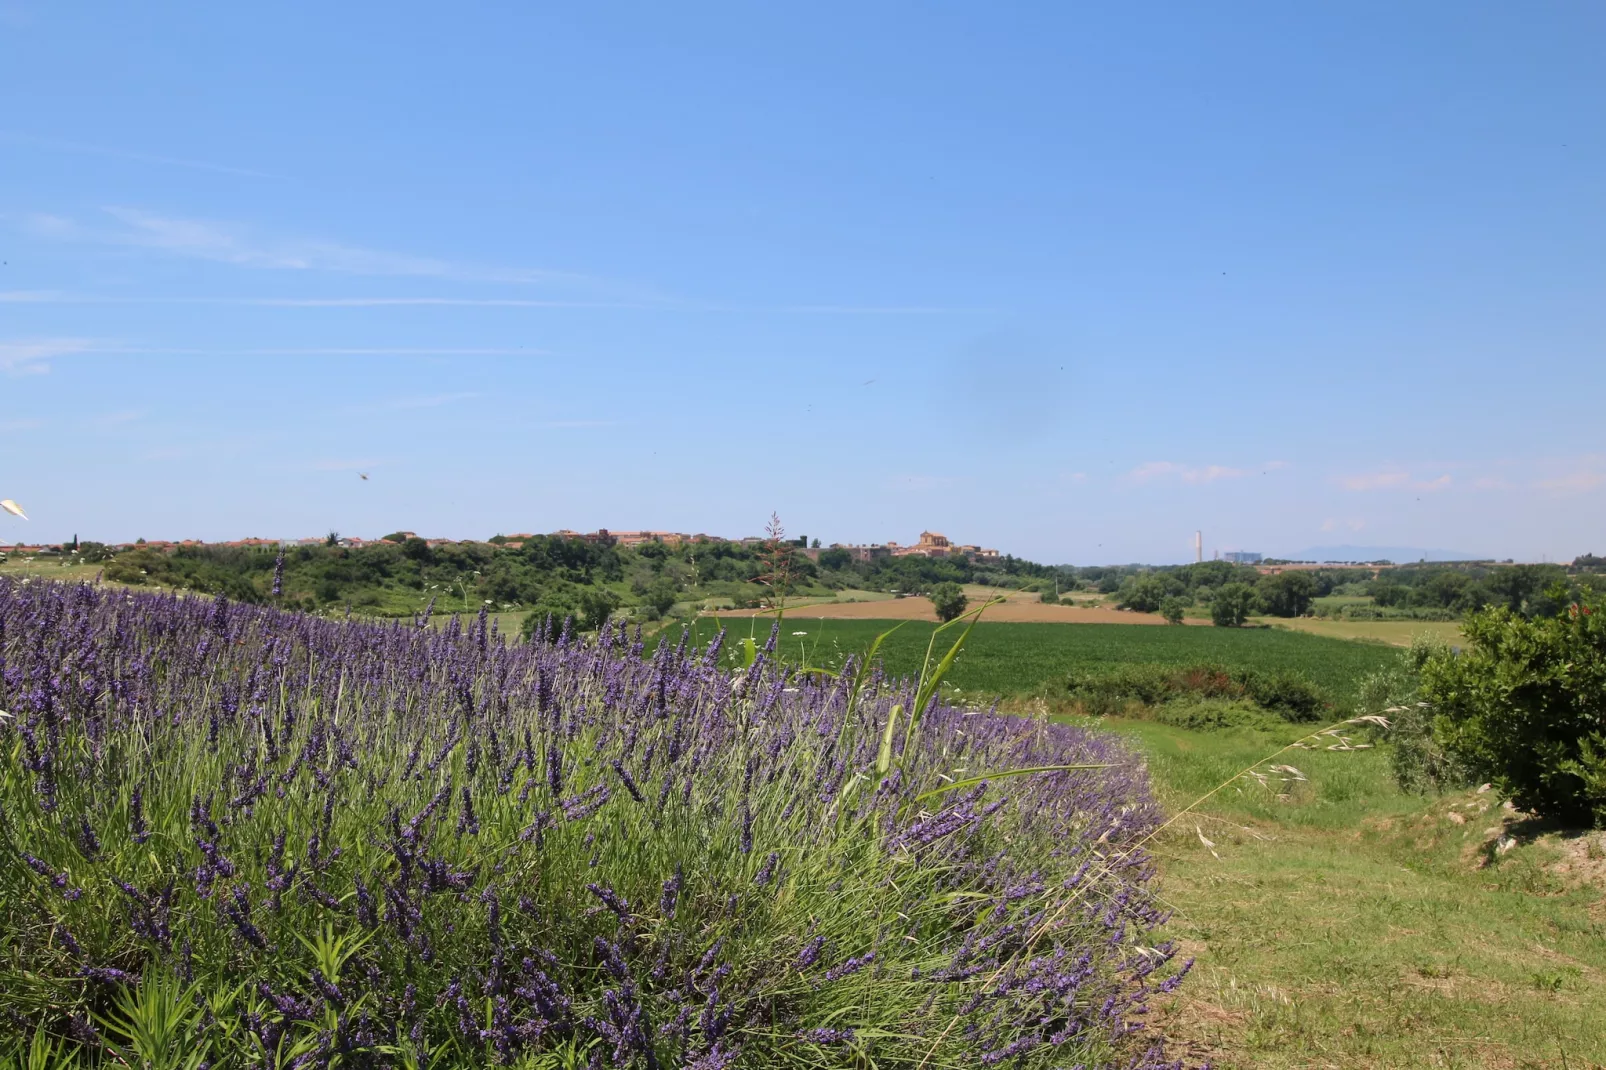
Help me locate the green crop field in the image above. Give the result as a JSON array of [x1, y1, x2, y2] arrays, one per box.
[[659, 617, 1402, 708]]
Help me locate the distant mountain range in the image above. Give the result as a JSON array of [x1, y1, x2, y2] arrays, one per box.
[[1281, 544, 1489, 563]]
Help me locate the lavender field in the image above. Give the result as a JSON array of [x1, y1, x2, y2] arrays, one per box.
[[0, 579, 1190, 1069]]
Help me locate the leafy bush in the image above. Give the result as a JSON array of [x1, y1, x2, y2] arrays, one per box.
[[1159, 596, 1188, 625], [0, 579, 1188, 1068], [1147, 698, 1286, 733], [1356, 635, 1471, 794], [1256, 572, 1315, 618], [1239, 669, 1328, 720], [1116, 574, 1182, 613], [1210, 583, 1257, 627], [577, 586, 621, 631], [644, 577, 680, 616], [1423, 600, 1606, 826], [928, 580, 967, 622]]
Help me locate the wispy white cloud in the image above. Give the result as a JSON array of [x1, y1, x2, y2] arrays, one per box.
[[377, 392, 480, 410], [139, 447, 188, 462], [104, 207, 455, 275], [89, 410, 143, 429], [1537, 470, 1606, 494], [766, 304, 993, 315], [206, 297, 969, 314], [1, 130, 279, 178], [1126, 461, 1245, 485], [888, 474, 955, 492], [1126, 462, 1180, 483], [0, 290, 62, 303], [312, 458, 381, 472], [541, 420, 615, 429], [2, 340, 545, 360], [23, 208, 595, 286], [1, 292, 982, 316], [235, 297, 648, 309], [0, 337, 98, 375], [111, 346, 547, 357], [1527, 454, 1606, 495], [1262, 460, 1292, 471], [1320, 517, 1367, 533], [0, 418, 43, 432], [1338, 470, 1452, 492], [1338, 471, 1409, 491]]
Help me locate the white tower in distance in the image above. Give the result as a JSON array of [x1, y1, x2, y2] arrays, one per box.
[[1194, 531, 1202, 563]]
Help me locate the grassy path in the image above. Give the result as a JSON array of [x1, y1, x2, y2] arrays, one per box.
[[1090, 717, 1606, 1069], [1253, 616, 1466, 647]]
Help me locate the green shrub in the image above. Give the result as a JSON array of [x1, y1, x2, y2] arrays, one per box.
[[1159, 595, 1188, 625], [577, 586, 621, 631], [1238, 669, 1328, 721], [929, 581, 967, 622], [1148, 698, 1287, 732], [1257, 571, 1316, 617], [1358, 635, 1471, 794], [1211, 583, 1256, 627], [645, 577, 680, 615], [1117, 574, 1183, 613], [1423, 599, 1606, 826]]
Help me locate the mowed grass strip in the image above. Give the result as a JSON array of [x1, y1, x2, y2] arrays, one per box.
[[1100, 717, 1606, 1069], [661, 618, 1401, 707]]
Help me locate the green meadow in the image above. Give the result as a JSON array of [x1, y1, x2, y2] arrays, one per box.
[[1111, 714, 1606, 1068]]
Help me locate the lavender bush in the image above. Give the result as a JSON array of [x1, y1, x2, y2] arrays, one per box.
[[0, 578, 1189, 1068]]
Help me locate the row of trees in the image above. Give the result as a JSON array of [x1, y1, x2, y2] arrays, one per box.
[[89, 531, 1059, 626], [1116, 564, 1319, 623], [1368, 563, 1591, 617], [1114, 559, 1604, 625]]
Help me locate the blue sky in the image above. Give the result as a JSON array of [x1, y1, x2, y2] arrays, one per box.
[[2, 3, 1602, 564]]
